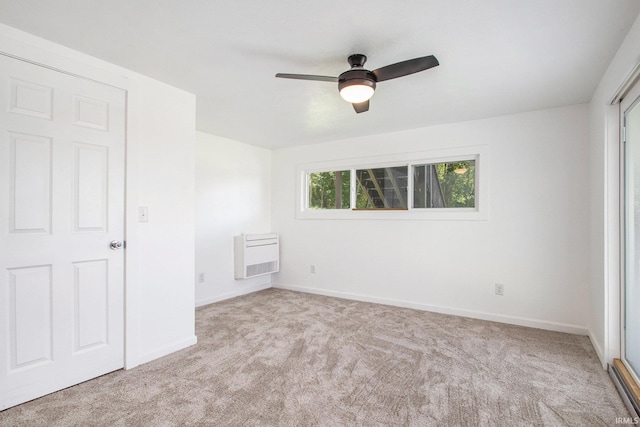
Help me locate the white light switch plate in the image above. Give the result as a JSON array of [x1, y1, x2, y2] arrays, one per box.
[[138, 206, 149, 222]]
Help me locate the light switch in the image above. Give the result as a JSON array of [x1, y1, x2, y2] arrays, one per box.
[[138, 206, 149, 222]]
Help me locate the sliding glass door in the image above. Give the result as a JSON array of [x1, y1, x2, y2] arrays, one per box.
[[622, 79, 640, 386]]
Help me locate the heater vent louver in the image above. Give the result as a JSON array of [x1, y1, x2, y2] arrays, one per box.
[[246, 261, 279, 278]]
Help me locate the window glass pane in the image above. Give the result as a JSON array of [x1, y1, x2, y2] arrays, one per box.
[[308, 171, 351, 209], [355, 166, 408, 209], [624, 91, 640, 379], [413, 160, 475, 208]]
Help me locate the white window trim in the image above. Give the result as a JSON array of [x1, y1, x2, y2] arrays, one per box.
[[296, 145, 489, 221]]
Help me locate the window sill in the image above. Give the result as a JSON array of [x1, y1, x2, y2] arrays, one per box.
[[297, 207, 486, 221], [352, 208, 409, 211]]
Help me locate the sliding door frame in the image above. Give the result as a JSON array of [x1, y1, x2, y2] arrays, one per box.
[[621, 78, 640, 387]]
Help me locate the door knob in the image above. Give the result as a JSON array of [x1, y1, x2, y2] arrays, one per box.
[[110, 240, 123, 250]]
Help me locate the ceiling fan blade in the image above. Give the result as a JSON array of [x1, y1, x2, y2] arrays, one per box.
[[352, 100, 370, 114], [275, 73, 338, 82], [371, 55, 439, 82]]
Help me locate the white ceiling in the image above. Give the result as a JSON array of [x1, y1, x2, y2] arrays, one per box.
[[1, 1, 639, 149]]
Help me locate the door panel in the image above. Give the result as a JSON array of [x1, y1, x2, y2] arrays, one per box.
[[8, 265, 53, 370], [74, 142, 108, 231], [73, 259, 109, 352], [9, 77, 53, 120], [0, 55, 126, 410], [9, 132, 52, 233]]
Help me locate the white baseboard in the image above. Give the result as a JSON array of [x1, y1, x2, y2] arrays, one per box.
[[195, 282, 272, 308], [273, 283, 589, 336], [136, 335, 198, 366]]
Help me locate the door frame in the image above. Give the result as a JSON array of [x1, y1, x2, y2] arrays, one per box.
[[620, 77, 640, 386], [0, 26, 142, 370], [608, 59, 640, 367]]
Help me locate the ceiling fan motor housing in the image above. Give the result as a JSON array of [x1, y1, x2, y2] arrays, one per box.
[[338, 69, 377, 93], [347, 54, 367, 68]]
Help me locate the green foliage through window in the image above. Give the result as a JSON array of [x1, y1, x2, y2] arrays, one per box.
[[308, 171, 350, 209], [413, 160, 475, 208]]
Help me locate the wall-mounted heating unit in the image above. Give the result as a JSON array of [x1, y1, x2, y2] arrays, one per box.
[[234, 233, 279, 279]]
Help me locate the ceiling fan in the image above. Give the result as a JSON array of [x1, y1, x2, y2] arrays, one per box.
[[275, 54, 439, 113]]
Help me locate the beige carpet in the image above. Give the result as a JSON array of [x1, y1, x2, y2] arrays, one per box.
[[0, 289, 630, 426]]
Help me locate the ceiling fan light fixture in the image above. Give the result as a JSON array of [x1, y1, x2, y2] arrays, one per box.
[[339, 83, 375, 103], [453, 166, 468, 174], [338, 78, 376, 103]]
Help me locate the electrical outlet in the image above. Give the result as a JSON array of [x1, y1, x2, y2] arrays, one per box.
[[310, 265, 316, 274], [198, 273, 205, 283], [495, 283, 504, 296]]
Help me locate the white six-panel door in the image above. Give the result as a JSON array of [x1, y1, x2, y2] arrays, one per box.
[[0, 55, 125, 410]]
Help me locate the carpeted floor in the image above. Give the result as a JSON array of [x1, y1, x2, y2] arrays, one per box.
[[0, 288, 630, 426]]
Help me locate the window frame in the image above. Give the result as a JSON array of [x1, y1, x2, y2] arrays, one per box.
[[296, 145, 488, 221]]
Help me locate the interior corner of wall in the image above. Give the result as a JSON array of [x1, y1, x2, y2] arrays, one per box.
[[589, 329, 607, 369]]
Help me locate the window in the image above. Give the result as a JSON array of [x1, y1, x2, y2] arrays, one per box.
[[307, 161, 475, 210], [308, 170, 350, 209], [413, 160, 475, 208], [297, 146, 487, 220], [355, 166, 408, 209]]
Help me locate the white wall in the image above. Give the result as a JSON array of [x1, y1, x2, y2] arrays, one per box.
[[272, 104, 591, 333], [195, 132, 272, 306], [136, 81, 197, 364], [588, 13, 640, 366], [0, 24, 197, 368]]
